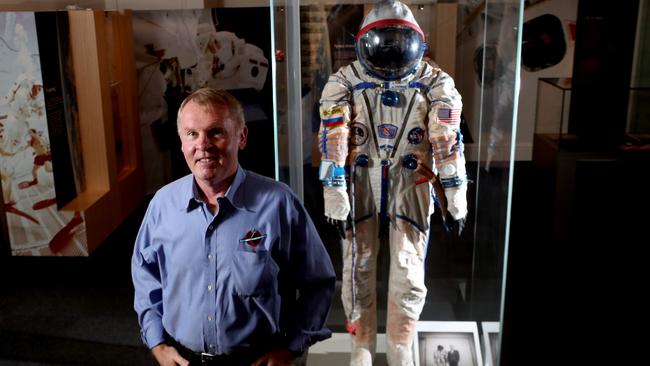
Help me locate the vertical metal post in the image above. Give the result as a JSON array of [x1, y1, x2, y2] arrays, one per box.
[[269, 0, 280, 181], [285, 0, 304, 200]]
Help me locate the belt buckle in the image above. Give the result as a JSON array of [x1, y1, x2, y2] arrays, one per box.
[[201, 352, 217, 365]]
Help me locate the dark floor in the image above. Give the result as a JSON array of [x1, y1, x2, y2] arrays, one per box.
[[3, 158, 646, 365], [0, 199, 155, 366]]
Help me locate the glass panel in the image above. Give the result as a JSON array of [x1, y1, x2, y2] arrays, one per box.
[[274, 1, 523, 365], [463, 2, 522, 366], [628, 0, 650, 136]]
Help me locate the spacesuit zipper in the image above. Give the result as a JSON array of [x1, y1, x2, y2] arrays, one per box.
[[349, 161, 357, 320], [379, 159, 390, 238]]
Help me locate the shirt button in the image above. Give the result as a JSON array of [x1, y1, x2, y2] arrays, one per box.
[[207, 284, 212, 291], [207, 315, 212, 321], [208, 225, 214, 231], [208, 254, 213, 260], [209, 344, 214, 349]]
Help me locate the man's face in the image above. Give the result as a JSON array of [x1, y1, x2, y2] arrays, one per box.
[[179, 101, 247, 188]]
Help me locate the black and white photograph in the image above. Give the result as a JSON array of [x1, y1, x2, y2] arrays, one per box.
[[481, 322, 500, 366], [413, 321, 483, 366]]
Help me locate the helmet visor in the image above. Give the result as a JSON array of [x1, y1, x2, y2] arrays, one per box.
[[356, 25, 424, 80]]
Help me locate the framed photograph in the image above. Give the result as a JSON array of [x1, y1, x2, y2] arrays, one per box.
[[481, 322, 500, 366], [413, 321, 483, 366]]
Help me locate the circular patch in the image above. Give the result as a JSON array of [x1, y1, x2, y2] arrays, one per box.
[[350, 122, 369, 146], [407, 127, 425, 144], [442, 164, 457, 176]]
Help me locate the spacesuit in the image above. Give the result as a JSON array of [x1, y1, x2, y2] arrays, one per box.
[[318, 1, 468, 365]]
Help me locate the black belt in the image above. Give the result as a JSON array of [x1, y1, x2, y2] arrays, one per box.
[[164, 332, 261, 366]]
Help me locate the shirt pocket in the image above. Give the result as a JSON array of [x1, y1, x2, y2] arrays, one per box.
[[231, 248, 278, 297]]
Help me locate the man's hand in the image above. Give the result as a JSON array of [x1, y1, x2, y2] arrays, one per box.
[[151, 343, 189, 366], [252, 348, 296, 366]]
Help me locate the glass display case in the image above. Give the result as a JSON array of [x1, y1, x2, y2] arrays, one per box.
[[535, 77, 571, 137], [535, 76, 650, 152], [530, 0, 650, 248], [272, 1, 523, 365]]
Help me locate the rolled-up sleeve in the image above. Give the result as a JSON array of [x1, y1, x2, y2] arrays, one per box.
[[131, 202, 165, 349]]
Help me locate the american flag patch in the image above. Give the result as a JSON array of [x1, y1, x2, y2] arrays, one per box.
[[437, 108, 461, 126]]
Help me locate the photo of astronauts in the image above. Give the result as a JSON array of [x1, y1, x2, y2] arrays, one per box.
[[0, 12, 87, 256], [132, 7, 273, 194], [317, 1, 468, 365]]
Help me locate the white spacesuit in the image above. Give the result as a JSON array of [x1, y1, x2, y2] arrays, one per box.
[[318, 1, 468, 365]]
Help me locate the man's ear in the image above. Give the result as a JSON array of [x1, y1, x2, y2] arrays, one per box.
[[239, 125, 248, 150]]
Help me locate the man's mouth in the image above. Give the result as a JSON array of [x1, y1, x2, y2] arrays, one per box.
[[196, 156, 222, 165]]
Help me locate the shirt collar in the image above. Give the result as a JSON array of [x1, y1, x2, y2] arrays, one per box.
[[185, 165, 248, 211]]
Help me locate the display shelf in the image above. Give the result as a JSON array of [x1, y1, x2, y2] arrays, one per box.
[[105, 10, 145, 220], [62, 9, 144, 254]]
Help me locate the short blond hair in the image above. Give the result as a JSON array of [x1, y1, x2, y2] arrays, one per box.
[[177, 87, 245, 132]]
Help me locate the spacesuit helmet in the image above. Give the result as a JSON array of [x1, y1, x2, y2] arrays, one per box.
[[356, 0, 426, 81]]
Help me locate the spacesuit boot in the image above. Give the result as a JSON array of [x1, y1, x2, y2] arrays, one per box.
[[349, 312, 376, 365]]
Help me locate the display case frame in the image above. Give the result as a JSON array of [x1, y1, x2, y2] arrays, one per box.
[[481, 321, 500, 366]]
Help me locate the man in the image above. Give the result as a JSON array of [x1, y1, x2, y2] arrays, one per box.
[[433, 345, 446, 366], [447, 345, 460, 366], [132, 87, 336, 366], [317, 1, 467, 365]]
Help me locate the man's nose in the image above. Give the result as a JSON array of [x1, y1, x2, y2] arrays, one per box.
[[196, 133, 212, 149]]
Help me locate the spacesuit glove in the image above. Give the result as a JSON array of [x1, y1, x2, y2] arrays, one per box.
[[327, 217, 348, 240], [444, 212, 466, 236], [323, 186, 350, 221], [444, 184, 468, 219]]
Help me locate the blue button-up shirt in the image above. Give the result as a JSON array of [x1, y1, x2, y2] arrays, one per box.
[[132, 166, 335, 355]]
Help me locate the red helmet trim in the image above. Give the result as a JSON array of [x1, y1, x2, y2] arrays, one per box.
[[356, 19, 425, 42]]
